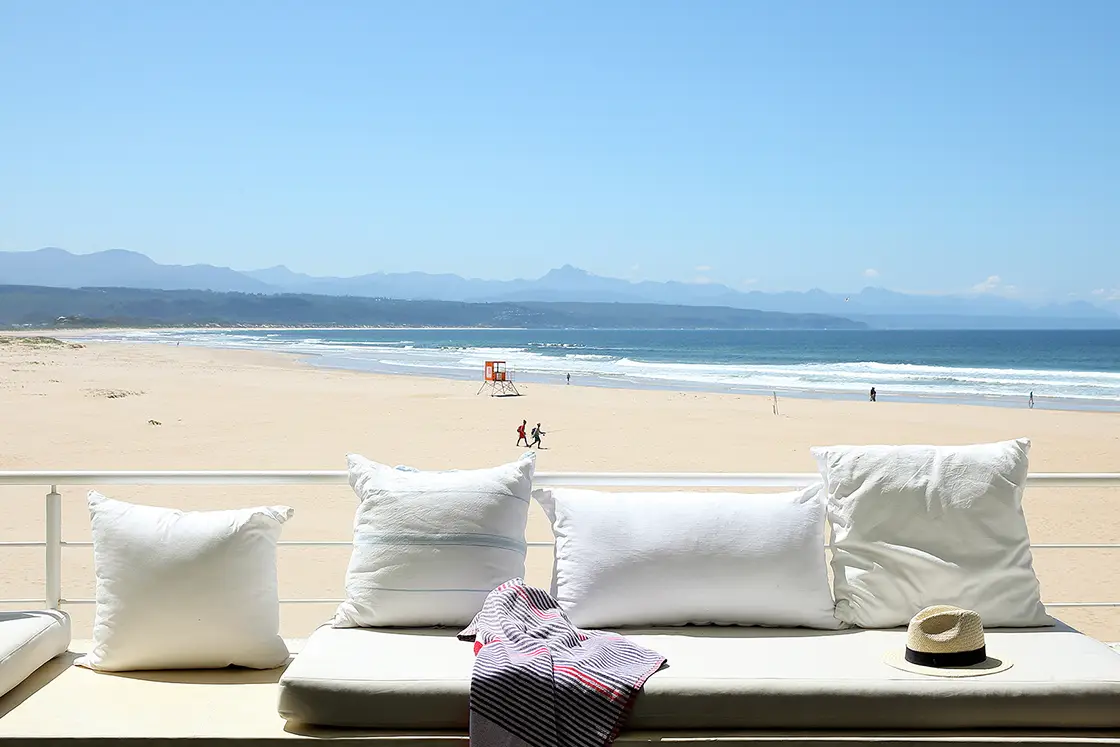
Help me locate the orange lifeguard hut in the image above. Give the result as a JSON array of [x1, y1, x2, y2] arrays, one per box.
[[477, 360, 520, 397]]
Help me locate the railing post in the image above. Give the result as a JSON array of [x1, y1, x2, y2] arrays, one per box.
[[45, 485, 62, 609]]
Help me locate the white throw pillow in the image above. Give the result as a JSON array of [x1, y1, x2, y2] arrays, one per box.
[[813, 438, 1051, 629], [333, 452, 536, 628], [77, 491, 293, 671], [533, 486, 841, 629]]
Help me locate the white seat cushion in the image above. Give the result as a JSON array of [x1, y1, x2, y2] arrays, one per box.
[[278, 620, 1120, 731], [0, 610, 71, 700]]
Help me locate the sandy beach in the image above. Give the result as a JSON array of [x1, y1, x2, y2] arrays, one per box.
[[1, 336, 1118, 641]]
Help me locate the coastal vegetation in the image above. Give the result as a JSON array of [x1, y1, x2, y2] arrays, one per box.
[[0, 285, 866, 330]]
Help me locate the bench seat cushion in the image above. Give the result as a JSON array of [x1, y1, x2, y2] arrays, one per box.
[[0, 610, 71, 700], [278, 621, 1120, 731]]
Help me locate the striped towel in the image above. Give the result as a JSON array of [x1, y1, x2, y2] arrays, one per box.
[[458, 578, 667, 747]]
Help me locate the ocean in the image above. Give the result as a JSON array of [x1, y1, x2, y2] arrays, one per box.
[[77, 328, 1120, 412]]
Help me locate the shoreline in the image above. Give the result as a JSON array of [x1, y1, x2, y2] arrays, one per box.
[[303, 353, 1118, 413], [23, 325, 542, 333], [49, 329, 1120, 415]]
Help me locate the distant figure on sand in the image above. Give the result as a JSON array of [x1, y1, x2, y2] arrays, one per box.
[[516, 420, 529, 447], [530, 423, 545, 449], [1029, 391, 1035, 409], [870, 387, 877, 402], [566, 373, 571, 385]]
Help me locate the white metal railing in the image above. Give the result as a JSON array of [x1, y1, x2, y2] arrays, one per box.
[[1, 471, 1119, 611]]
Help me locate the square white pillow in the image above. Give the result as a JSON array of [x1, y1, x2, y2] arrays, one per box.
[[333, 452, 536, 628], [813, 438, 1051, 629], [77, 491, 294, 671], [533, 485, 841, 629]]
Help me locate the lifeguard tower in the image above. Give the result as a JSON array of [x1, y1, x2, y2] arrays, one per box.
[[477, 360, 520, 397]]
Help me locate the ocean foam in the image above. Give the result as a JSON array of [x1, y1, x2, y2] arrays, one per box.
[[74, 329, 1120, 409]]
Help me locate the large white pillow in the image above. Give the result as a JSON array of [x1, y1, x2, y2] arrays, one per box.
[[533, 485, 841, 629], [333, 452, 536, 628], [77, 491, 293, 671], [813, 438, 1051, 629]]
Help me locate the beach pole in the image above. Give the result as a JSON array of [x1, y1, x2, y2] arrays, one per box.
[[45, 486, 62, 609]]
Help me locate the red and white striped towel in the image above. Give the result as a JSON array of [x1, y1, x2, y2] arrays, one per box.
[[458, 578, 667, 747]]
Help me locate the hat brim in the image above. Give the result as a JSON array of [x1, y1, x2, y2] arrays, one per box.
[[884, 651, 1013, 678]]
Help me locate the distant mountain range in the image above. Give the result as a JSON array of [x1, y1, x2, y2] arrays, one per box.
[[0, 247, 270, 293], [1, 248, 1116, 329]]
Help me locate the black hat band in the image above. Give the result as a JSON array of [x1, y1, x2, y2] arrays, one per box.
[[904, 645, 986, 668]]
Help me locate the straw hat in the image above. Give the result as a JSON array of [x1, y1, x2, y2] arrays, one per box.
[[884, 605, 1013, 677]]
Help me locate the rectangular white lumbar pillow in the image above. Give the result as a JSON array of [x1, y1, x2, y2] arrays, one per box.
[[77, 491, 294, 671], [813, 438, 1051, 629], [333, 452, 536, 628], [533, 485, 841, 629]]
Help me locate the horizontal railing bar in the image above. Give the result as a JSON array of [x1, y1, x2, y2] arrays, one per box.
[[1025, 475, 1120, 488], [0, 471, 347, 486], [1031, 544, 1120, 549], [1044, 602, 1120, 608], [7, 599, 343, 605], [54, 539, 558, 548], [5, 598, 1120, 609], [13, 540, 569, 548], [38, 597, 341, 606], [273, 540, 559, 548], [269, 600, 1120, 608], [0, 471, 813, 486], [43, 540, 1120, 550], [0, 471, 1116, 487], [540, 474, 821, 488]]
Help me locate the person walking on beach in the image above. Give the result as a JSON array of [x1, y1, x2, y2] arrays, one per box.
[[530, 422, 545, 449], [1029, 391, 1035, 409], [516, 420, 529, 447], [869, 387, 877, 402], [566, 373, 571, 385]]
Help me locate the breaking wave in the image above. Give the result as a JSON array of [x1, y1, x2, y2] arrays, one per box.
[[76, 328, 1120, 408]]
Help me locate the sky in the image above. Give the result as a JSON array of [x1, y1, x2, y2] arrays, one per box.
[[1, 1, 1117, 303]]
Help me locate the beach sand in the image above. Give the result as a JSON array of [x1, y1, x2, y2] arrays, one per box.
[[1, 336, 1118, 641]]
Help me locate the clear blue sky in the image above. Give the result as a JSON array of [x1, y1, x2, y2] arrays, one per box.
[[1, 1, 1117, 302]]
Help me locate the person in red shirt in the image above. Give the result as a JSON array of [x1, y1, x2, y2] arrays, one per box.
[[516, 420, 529, 447]]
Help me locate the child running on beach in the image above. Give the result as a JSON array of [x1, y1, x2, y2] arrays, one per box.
[[516, 420, 529, 447]]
